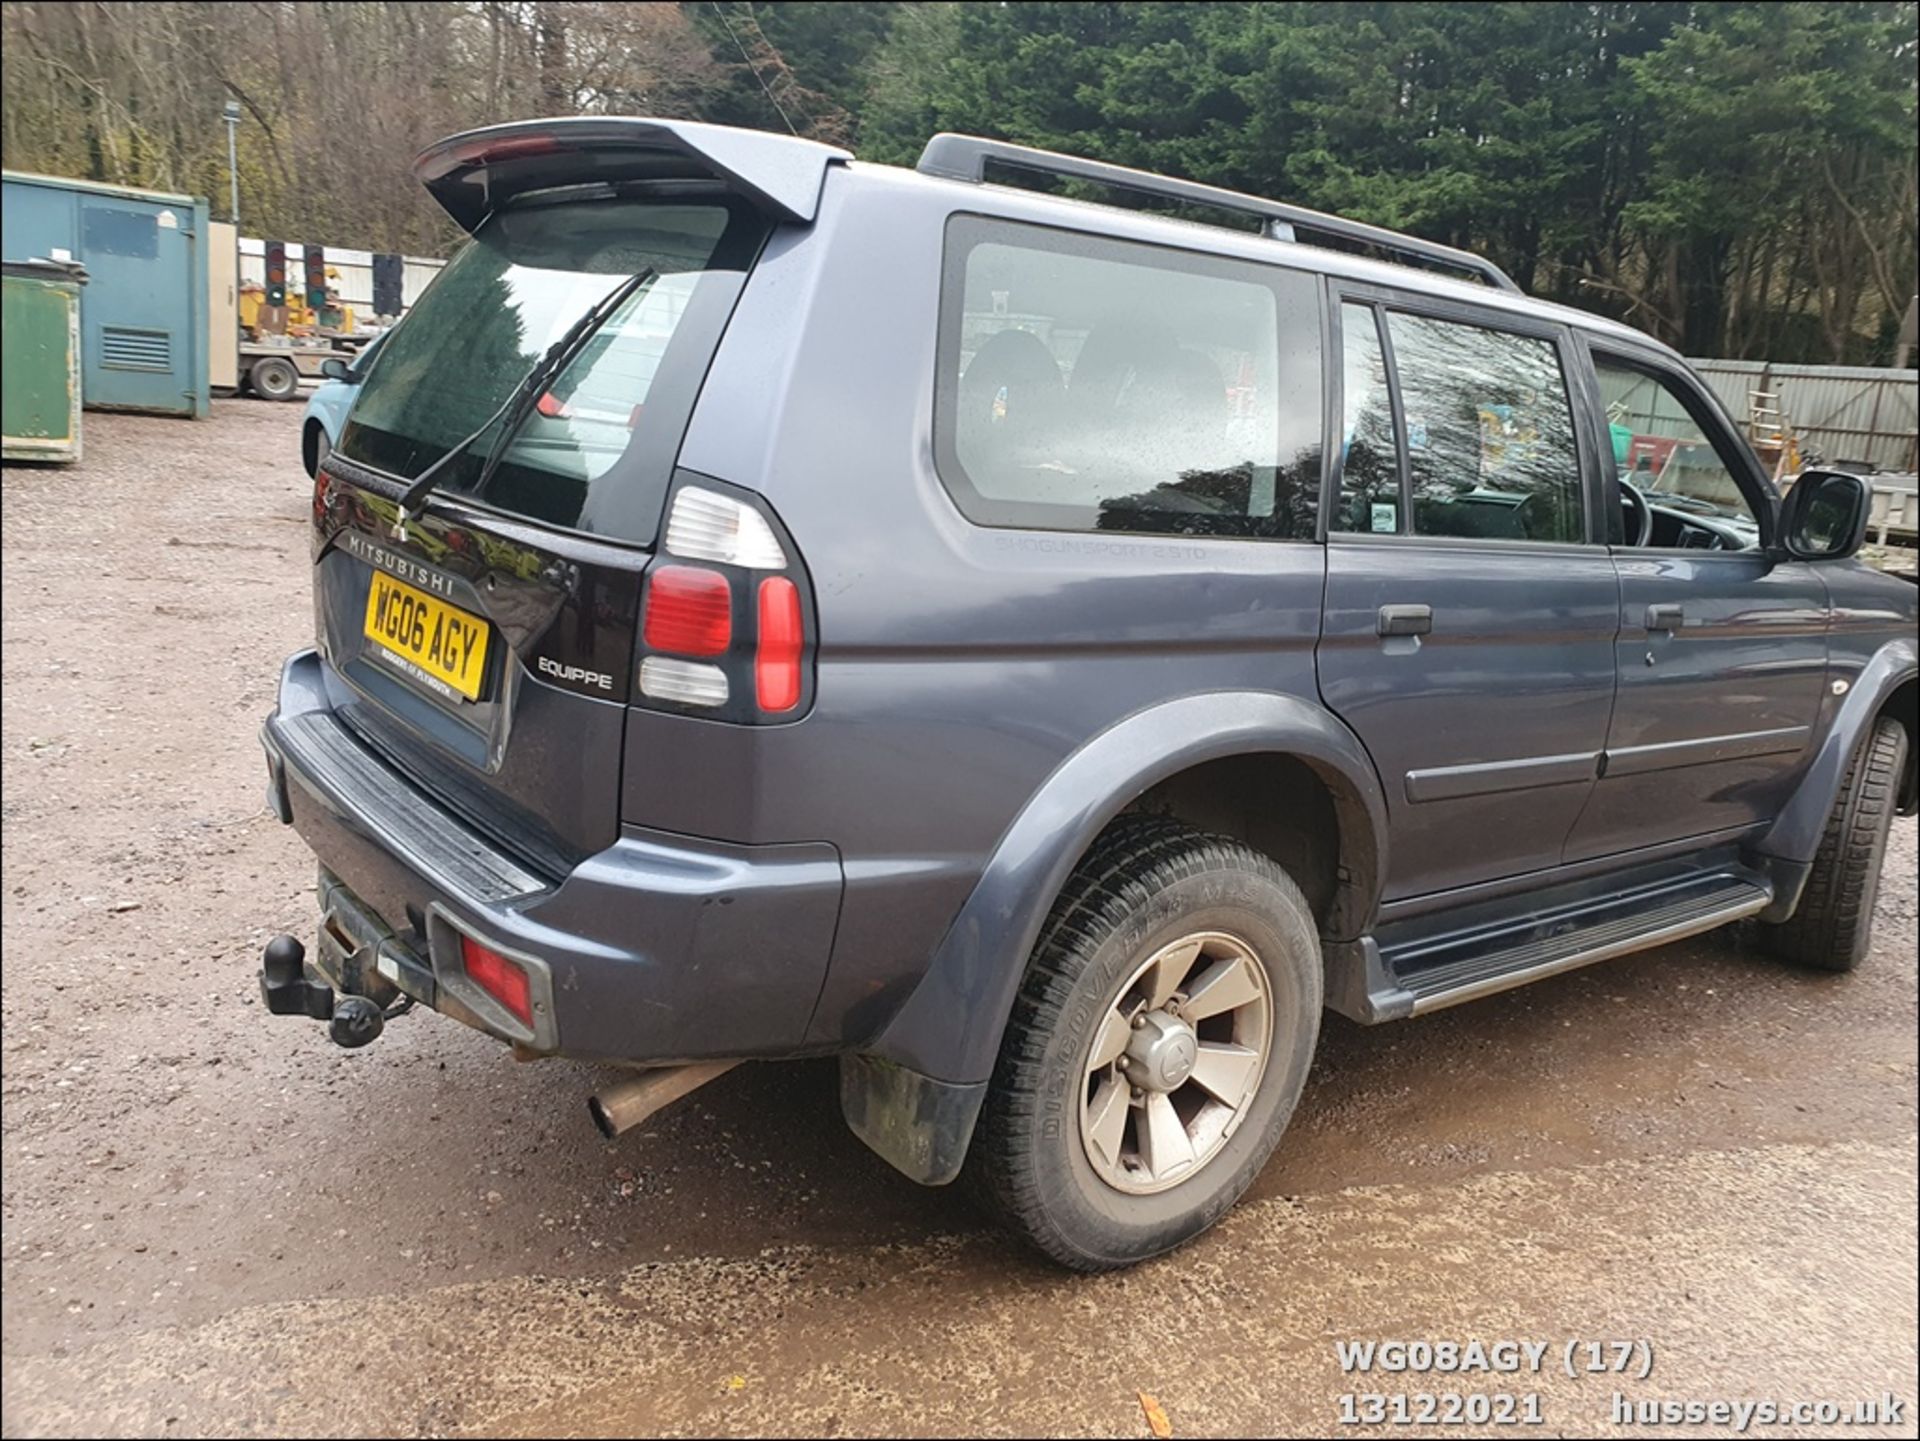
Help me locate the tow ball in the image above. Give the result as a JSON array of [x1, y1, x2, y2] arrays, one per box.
[[259, 934, 401, 1049]]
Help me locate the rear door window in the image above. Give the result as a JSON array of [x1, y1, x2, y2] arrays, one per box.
[[1387, 312, 1585, 544], [338, 195, 769, 544], [934, 217, 1323, 539]]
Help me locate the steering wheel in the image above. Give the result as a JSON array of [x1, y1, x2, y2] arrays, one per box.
[[1619, 477, 1653, 547], [1510, 491, 1544, 540]]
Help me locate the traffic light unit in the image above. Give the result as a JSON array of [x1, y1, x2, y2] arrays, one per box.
[[264, 240, 286, 308], [304, 245, 327, 311]]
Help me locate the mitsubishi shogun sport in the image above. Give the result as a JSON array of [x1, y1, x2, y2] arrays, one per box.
[[261, 118, 1919, 1269]]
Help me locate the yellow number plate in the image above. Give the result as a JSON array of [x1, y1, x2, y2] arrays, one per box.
[[362, 572, 491, 701]]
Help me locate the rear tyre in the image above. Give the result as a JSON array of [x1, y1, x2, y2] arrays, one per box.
[[250, 355, 301, 402], [965, 815, 1322, 1271], [1764, 717, 1907, 972]]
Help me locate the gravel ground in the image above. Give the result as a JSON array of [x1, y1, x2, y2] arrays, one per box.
[[3, 405, 1916, 1438]]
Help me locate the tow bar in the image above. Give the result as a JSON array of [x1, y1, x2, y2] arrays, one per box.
[[259, 934, 410, 1049]]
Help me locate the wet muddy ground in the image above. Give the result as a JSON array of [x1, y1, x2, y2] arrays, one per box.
[[3, 406, 1915, 1437]]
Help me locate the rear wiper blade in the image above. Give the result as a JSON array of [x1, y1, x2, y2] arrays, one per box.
[[390, 268, 656, 537]]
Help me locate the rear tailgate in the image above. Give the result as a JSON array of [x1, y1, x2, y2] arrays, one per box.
[[310, 466, 642, 870], [309, 121, 846, 870]]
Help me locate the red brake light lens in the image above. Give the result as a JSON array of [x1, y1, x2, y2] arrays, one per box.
[[644, 566, 732, 657], [456, 134, 567, 167], [755, 576, 803, 713], [460, 935, 532, 1027]]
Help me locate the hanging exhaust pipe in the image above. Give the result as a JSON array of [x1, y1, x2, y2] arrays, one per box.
[[588, 1060, 739, 1139]]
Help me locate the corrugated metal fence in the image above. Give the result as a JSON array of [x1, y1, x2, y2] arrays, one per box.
[[1688, 359, 1918, 473], [237, 237, 445, 317]]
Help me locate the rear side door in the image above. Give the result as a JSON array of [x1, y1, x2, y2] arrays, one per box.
[[1563, 347, 1829, 861], [1317, 293, 1621, 901]]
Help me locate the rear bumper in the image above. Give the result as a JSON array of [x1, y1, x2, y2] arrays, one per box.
[[262, 649, 844, 1062]]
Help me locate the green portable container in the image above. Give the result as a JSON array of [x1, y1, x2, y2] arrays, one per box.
[[3, 257, 88, 463]]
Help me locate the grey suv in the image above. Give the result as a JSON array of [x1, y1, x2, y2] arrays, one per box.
[[260, 118, 1918, 1269]]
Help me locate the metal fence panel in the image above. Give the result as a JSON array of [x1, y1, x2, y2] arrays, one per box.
[[1689, 358, 1918, 473]]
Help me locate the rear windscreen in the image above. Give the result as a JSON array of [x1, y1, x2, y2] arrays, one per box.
[[338, 194, 769, 544]]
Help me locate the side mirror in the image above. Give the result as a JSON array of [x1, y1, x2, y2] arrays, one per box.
[[1778, 469, 1872, 561], [319, 357, 354, 383]]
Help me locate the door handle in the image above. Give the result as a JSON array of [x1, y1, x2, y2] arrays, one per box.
[[1378, 604, 1433, 637], [1645, 602, 1685, 633]]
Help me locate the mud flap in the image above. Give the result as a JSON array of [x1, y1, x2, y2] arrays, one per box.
[[839, 1053, 986, 1187]]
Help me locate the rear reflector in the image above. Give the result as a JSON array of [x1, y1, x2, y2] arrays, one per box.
[[755, 577, 803, 712], [643, 565, 732, 656], [459, 935, 532, 1027], [639, 656, 729, 707], [664, 487, 788, 570]]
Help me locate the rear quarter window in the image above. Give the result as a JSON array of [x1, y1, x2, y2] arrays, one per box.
[[933, 217, 1323, 539]]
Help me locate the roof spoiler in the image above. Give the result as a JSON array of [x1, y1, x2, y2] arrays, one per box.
[[414, 118, 851, 232]]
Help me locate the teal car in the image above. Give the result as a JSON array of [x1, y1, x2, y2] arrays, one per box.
[[301, 330, 387, 478]]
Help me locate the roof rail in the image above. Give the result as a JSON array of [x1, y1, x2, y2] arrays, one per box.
[[915, 134, 1521, 294]]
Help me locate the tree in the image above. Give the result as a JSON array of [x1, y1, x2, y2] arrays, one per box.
[[856, 0, 1918, 361], [1623, 2, 1918, 357], [3, 0, 1913, 361]]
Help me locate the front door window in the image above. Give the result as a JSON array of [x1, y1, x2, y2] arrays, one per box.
[[1593, 357, 1761, 550]]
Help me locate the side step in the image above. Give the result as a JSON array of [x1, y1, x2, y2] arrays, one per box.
[[1326, 854, 1773, 1023]]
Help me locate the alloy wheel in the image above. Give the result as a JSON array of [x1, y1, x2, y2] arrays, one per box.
[[1077, 930, 1273, 1195]]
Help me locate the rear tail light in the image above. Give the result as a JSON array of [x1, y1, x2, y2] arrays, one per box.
[[639, 656, 730, 707], [664, 487, 788, 569], [459, 934, 532, 1027], [643, 566, 732, 656], [637, 484, 811, 721], [755, 577, 803, 713]]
